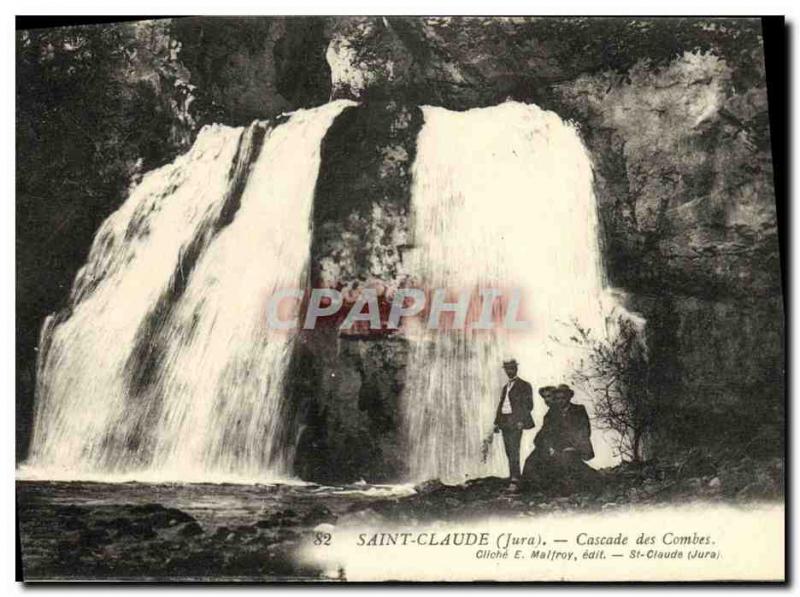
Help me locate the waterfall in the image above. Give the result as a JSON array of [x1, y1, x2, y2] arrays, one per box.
[[402, 102, 625, 483], [23, 100, 355, 483], [23, 97, 632, 486]]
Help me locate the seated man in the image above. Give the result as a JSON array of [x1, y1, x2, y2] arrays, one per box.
[[521, 384, 599, 494]]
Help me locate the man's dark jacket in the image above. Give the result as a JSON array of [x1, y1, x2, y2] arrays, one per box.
[[534, 402, 594, 461], [494, 378, 535, 429]]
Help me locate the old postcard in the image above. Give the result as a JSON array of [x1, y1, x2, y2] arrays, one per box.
[[15, 15, 785, 582]]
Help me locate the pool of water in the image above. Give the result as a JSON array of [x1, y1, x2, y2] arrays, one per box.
[[16, 478, 416, 528]]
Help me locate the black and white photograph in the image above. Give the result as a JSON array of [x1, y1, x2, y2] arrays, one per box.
[[13, 13, 786, 582]]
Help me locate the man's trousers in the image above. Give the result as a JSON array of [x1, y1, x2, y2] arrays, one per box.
[[501, 426, 522, 480]]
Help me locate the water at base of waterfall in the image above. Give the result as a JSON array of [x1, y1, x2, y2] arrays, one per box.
[[15, 477, 413, 580]]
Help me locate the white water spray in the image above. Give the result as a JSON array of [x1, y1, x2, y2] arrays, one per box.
[[402, 102, 626, 483], [23, 100, 354, 483]]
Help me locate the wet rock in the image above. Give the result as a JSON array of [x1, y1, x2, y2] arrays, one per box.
[[62, 517, 85, 531], [414, 479, 446, 494], [177, 521, 204, 537], [129, 504, 196, 528], [108, 516, 135, 535], [55, 504, 83, 516], [78, 527, 111, 548], [291, 101, 422, 485], [127, 522, 158, 541], [255, 508, 300, 528], [302, 505, 337, 526]]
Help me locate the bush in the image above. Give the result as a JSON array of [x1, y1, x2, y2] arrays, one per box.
[[572, 316, 654, 462]]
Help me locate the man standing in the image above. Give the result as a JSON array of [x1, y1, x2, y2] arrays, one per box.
[[493, 358, 534, 486]]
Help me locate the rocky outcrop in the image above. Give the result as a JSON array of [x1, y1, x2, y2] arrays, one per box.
[[172, 17, 331, 126], [289, 102, 423, 483], [555, 51, 778, 300], [17, 492, 322, 580]]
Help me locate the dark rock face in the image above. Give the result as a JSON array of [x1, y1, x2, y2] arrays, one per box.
[[289, 336, 409, 483], [634, 293, 784, 457], [171, 17, 332, 126], [554, 52, 778, 301], [290, 102, 423, 483]]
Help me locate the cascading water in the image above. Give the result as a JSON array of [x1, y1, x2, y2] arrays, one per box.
[[23, 100, 355, 483], [22, 97, 633, 487], [402, 102, 627, 483]]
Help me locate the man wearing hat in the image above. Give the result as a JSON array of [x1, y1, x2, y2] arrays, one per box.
[[493, 358, 535, 486], [521, 383, 597, 493]]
